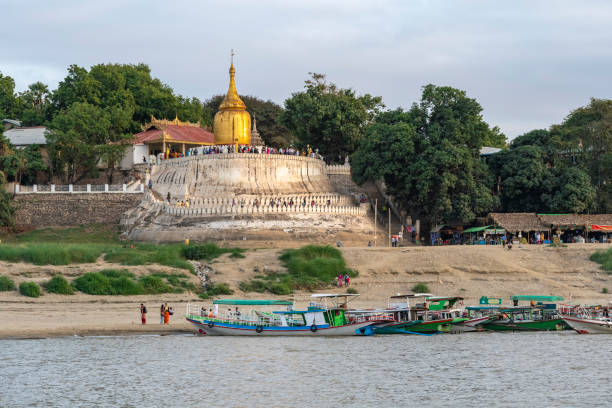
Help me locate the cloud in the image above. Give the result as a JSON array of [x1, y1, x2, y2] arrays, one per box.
[[1, 0, 610, 139]]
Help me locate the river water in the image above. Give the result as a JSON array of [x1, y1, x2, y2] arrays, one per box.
[[1, 332, 609, 407]]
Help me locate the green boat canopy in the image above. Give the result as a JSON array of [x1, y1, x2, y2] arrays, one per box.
[[511, 295, 564, 302], [461, 225, 491, 234], [212, 299, 293, 306]]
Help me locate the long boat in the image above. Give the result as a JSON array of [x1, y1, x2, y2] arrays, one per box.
[[185, 295, 382, 336], [373, 294, 467, 334], [482, 295, 568, 331], [561, 304, 612, 334]]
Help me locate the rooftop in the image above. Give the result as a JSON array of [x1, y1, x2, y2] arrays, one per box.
[[4, 126, 48, 146]]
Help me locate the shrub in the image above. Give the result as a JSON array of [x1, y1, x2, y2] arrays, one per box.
[[73, 272, 113, 295], [603, 288, 609, 294], [139, 275, 178, 294], [0, 243, 103, 265], [104, 244, 193, 272], [207, 282, 234, 296], [412, 283, 430, 293], [44, 275, 74, 295], [0, 275, 16, 291], [270, 282, 292, 295], [19, 281, 41, 297], [346, 287, 358, 294], [183, 243, 245, 261], [99, 269, 135, 279], [591, 248, 612, 272]]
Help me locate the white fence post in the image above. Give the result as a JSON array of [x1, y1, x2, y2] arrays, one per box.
[[33, 184, 37, 193], [69, 184, 73, 193], [140, 183, 144, 193], [104, 184, 109, 192], [14, 184, 20, 193], [87, 184, 91, 193], [122, 184, 127, 192], [51, 184, 55, 193]]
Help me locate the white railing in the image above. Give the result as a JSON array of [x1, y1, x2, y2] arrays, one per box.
[[14, 183, 145, 194], [155, 153, 325, 167], [326, 164, 351, 175], [158, 202, 368, 217]]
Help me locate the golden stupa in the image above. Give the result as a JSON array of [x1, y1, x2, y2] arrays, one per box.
[[213, 55, 251, 145]]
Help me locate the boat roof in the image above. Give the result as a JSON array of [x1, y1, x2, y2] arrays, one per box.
[[310, 293, 360, 298], [212, 299, 293, 306], [510, 295, 564, 302], [467, 306, 500, 310], [427, 296, 464, 302], [273, 309, 325, 314], [389, 293, 433, 299]]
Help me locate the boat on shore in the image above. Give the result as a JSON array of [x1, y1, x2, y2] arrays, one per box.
[[482, 296, 568, 331], [561, 304, 612, 334], [373, 294, 467, 334], [185, 295, 384, 336]]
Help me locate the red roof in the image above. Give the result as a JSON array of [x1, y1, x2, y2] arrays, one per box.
[[132, 125, 214, 145]]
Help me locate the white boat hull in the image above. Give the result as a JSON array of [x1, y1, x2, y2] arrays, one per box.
[[187, 317, 375, 336], [562, 317, 612, 334], [451, 316, 497, 332]]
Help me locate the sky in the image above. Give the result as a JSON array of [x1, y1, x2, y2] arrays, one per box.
[[1, 0, 611, 139]]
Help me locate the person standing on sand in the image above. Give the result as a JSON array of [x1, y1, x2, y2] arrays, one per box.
[[140, 303, 147, 325], [164, 303, 170, 324], [160, 304, 165, 324]]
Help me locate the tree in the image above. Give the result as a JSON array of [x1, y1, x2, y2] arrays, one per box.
[[352, 85, 500, 239], [203, 94, 294, 147], [16, 82, 51, 125], [0, 72, 18, 118], [0, 131, 15, 228], [281, 73, 383, 162]]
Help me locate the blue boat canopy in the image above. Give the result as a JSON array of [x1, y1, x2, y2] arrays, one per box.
[[212, 299, 293, 306], [510, 295, 564, 302]]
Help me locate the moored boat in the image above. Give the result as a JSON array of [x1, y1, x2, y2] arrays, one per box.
[[482, 295, 568, 332], [186, 295, 382, 336], [561, 304, 612, 334]]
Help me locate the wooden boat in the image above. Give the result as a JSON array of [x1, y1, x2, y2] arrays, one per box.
[[373, 294, 467, 334], [458, 306, 501, 332], [561, 304, 612, 334], [186, 295, 382, 336], [482, 295, 568, 331]]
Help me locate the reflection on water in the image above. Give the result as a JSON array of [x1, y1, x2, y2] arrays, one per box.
[[1, 332, 610, 407]]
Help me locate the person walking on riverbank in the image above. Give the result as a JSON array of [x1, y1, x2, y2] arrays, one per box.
[[164, 303, 170, 324], [140, 304, 147, 325], [160, 304, 164, 324]]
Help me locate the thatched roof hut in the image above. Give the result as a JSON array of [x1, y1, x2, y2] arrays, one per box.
[[537, 214, 612, 228], [487, 213, 545, 233]]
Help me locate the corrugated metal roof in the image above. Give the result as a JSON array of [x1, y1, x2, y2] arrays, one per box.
[[4, 126, 48, 146], [480, 146, 502, 156]]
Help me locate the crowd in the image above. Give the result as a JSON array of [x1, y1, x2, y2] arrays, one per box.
[[139, 303, 173, 325], [336, 274, 351, 287]]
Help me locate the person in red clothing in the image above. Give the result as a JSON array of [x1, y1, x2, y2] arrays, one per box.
[[140, 303, 147, 324]]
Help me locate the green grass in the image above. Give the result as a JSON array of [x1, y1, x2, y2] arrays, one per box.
[[72, 270, 192, 296], [19, 281, 41, 297], [412, 282, 430, 293], [0, 243, 105, 265], [590, 248, 612, 272], [240, 245, 357, 295], [44, 274, 74, 295], [0, 224, 120, 244], [0, 275, 16, 291], [183, 243, 245, 261], [346, 287, 358, 294], [602, 288, 608, 294], [104, 244, 193, 272]]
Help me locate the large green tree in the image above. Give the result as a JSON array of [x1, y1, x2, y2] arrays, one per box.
[[0, 131, 15, 228], [0, 72, 18, 119], [353, 85, 501, 238], [281, 73, 383, 162]]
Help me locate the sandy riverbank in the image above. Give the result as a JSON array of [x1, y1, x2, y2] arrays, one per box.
[[1, 244, 610, 339]]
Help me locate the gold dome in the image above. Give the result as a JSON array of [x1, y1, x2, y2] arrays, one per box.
[[214, 62, 251, 145]]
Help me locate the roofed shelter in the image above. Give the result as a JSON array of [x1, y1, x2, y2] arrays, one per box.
[[120, 116, 214, 169]]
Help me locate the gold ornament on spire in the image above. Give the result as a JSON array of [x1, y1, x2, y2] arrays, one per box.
[[214, 50, 251, 145]]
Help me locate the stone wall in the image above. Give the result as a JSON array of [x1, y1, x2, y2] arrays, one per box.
[[14, 193, 143, 226]]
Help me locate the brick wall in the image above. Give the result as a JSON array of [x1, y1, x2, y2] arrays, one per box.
[[13, 193, 143, 226]]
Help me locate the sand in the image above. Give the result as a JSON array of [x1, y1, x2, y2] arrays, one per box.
[[1, 243, 610, 339]]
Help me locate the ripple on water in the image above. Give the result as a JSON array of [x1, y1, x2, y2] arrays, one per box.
[[0, 332, 611, 407]]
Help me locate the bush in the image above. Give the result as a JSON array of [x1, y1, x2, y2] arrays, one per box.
[[591, 248, 612, 272], [346, 287, 358, 294], [412, 283, 430, 293], [44, 275, 74, 295], [104, 244, 193, 272], [183, 243, 245, 261], [270, 282, 292, 295], [139, 275, 178, 294], [0, 275, 16, 291], [73, 272, 113, 295], [19, 281, 40, 297], [603, 288, 609, 294]]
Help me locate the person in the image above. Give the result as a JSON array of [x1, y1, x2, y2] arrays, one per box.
[[143, 155, 147, 163], [167, 192, 171, 202], [337, 274, 343, 287], [234, 307, 241, 319], [164, 303, 170, 324], [148, 179, 153, 189], [160, 304, 165, 324], [140, 303, 147, 324], [226, 308, 233, 319], [200, 306, 206, 316], [208, 308, 214, 318], [368, 241, 372, 247], [344, 275, 349, 287]]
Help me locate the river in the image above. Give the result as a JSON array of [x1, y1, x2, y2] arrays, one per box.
[[0, 332, 609, 407]]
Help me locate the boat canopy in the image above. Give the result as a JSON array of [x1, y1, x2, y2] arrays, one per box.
[[462, 225, 490, 234], [389, 293, 432, 299], [310, 293, 360, 298], [427, 296, 464, 302], [510, 295, 564, 302], [273, 309, 325, 314], [212, 299, 293, 305], [467, 306, 500, 310]]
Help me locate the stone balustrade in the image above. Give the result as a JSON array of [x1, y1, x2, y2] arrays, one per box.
[[174, 193, 353, 208], [14, 183, 145, 194], [157, 153, 324, 167], [326, 164, 351, 175], [158, 202, 368, 217]]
